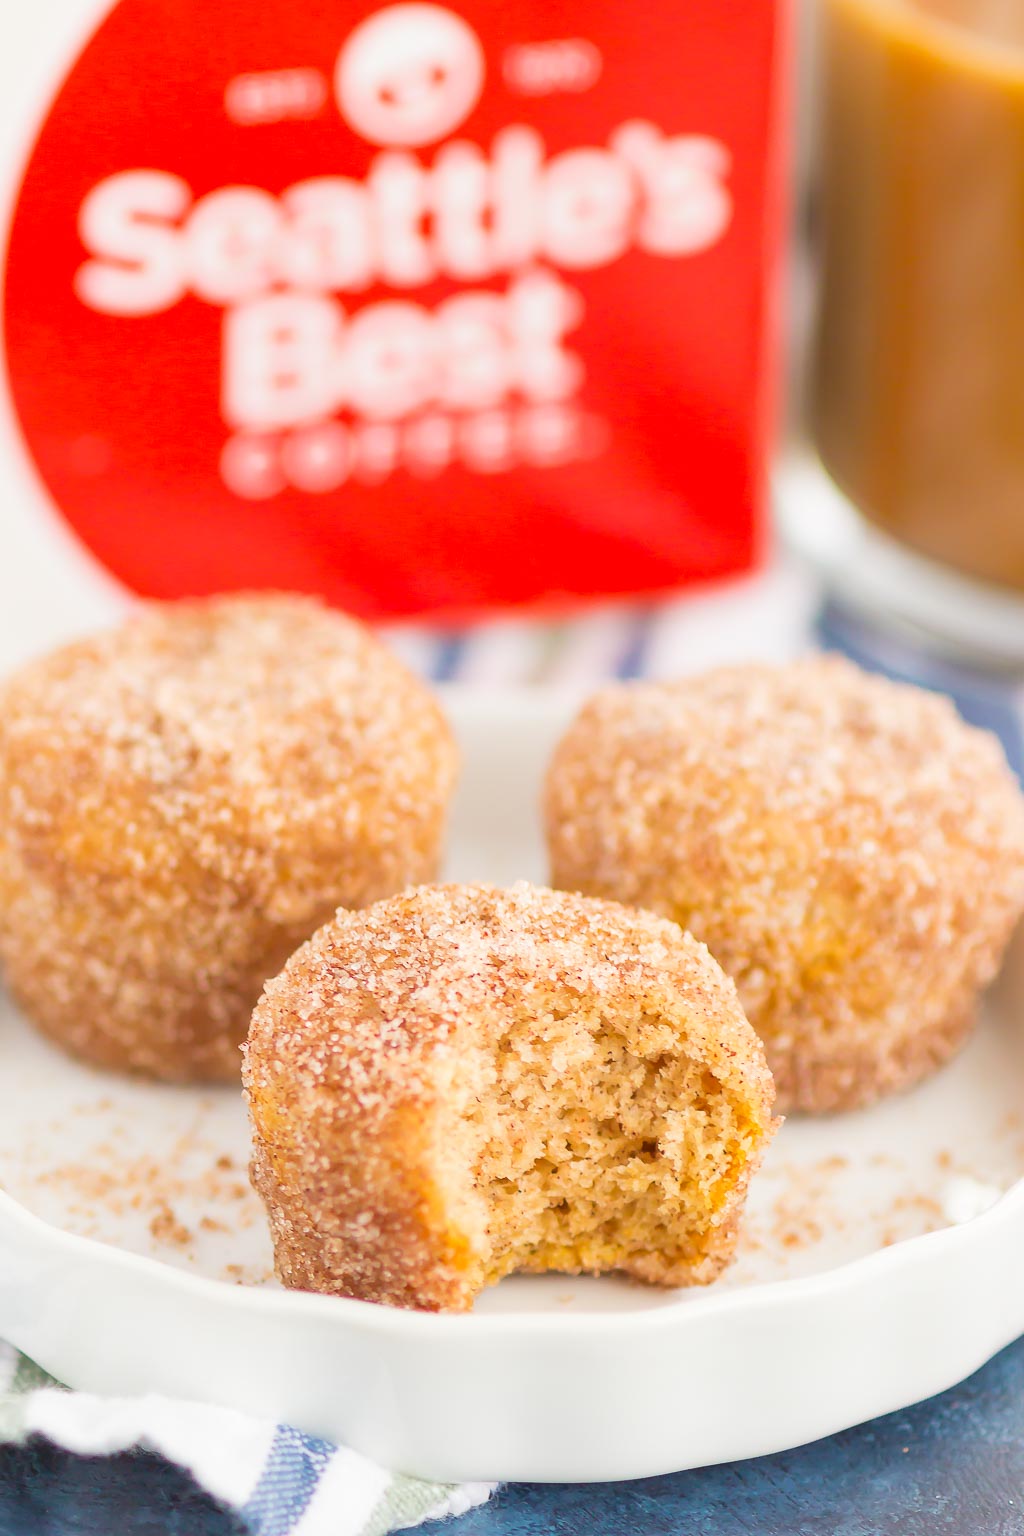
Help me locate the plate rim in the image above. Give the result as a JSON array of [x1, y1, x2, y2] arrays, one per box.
[[2, 1169, 1023, 1336]]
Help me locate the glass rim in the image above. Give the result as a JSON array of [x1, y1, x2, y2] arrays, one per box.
[[828, 0, 1024, 86]]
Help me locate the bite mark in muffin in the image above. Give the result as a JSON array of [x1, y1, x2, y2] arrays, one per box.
[[244, 882, 778, 1311]]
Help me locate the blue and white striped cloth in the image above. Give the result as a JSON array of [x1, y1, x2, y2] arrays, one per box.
[[380, 566, 815, 686], [0, 1342, 493, 1533]]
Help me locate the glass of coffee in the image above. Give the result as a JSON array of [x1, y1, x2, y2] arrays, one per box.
[[786, 0, 1024, 648], [797, 0, 1024, 652]]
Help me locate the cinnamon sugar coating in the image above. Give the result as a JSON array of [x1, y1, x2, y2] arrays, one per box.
[[0, 594, 457, 1081], [244, 882, 777, 1313], [545, 658, 1024, 1113]]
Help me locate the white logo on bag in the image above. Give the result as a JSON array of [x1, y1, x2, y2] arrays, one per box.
[[335, 4, 485, 147]]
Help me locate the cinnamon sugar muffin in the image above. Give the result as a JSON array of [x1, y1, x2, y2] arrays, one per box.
[[0, 594, 457, 1081], [244, 882, 777, 1312], [545, 657, 1024, 1114]]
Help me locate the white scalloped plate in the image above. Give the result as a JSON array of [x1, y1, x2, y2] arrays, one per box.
[[2, 687, 1024, 1482]]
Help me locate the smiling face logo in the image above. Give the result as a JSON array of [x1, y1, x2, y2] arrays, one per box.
[[335, 4, 485, 148]]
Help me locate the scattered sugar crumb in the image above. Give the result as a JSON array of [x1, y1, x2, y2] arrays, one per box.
[[149, 1204, 191, 1247]]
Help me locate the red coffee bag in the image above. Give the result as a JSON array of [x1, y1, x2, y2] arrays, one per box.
[[3, 0, 790, 621]]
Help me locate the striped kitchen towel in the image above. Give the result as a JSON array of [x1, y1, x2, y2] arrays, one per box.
[[0, 1343, 494, 1535], [380, 566, 813, 685]]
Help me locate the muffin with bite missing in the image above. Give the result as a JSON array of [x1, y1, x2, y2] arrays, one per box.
[[244, 881, 778, 1312]]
